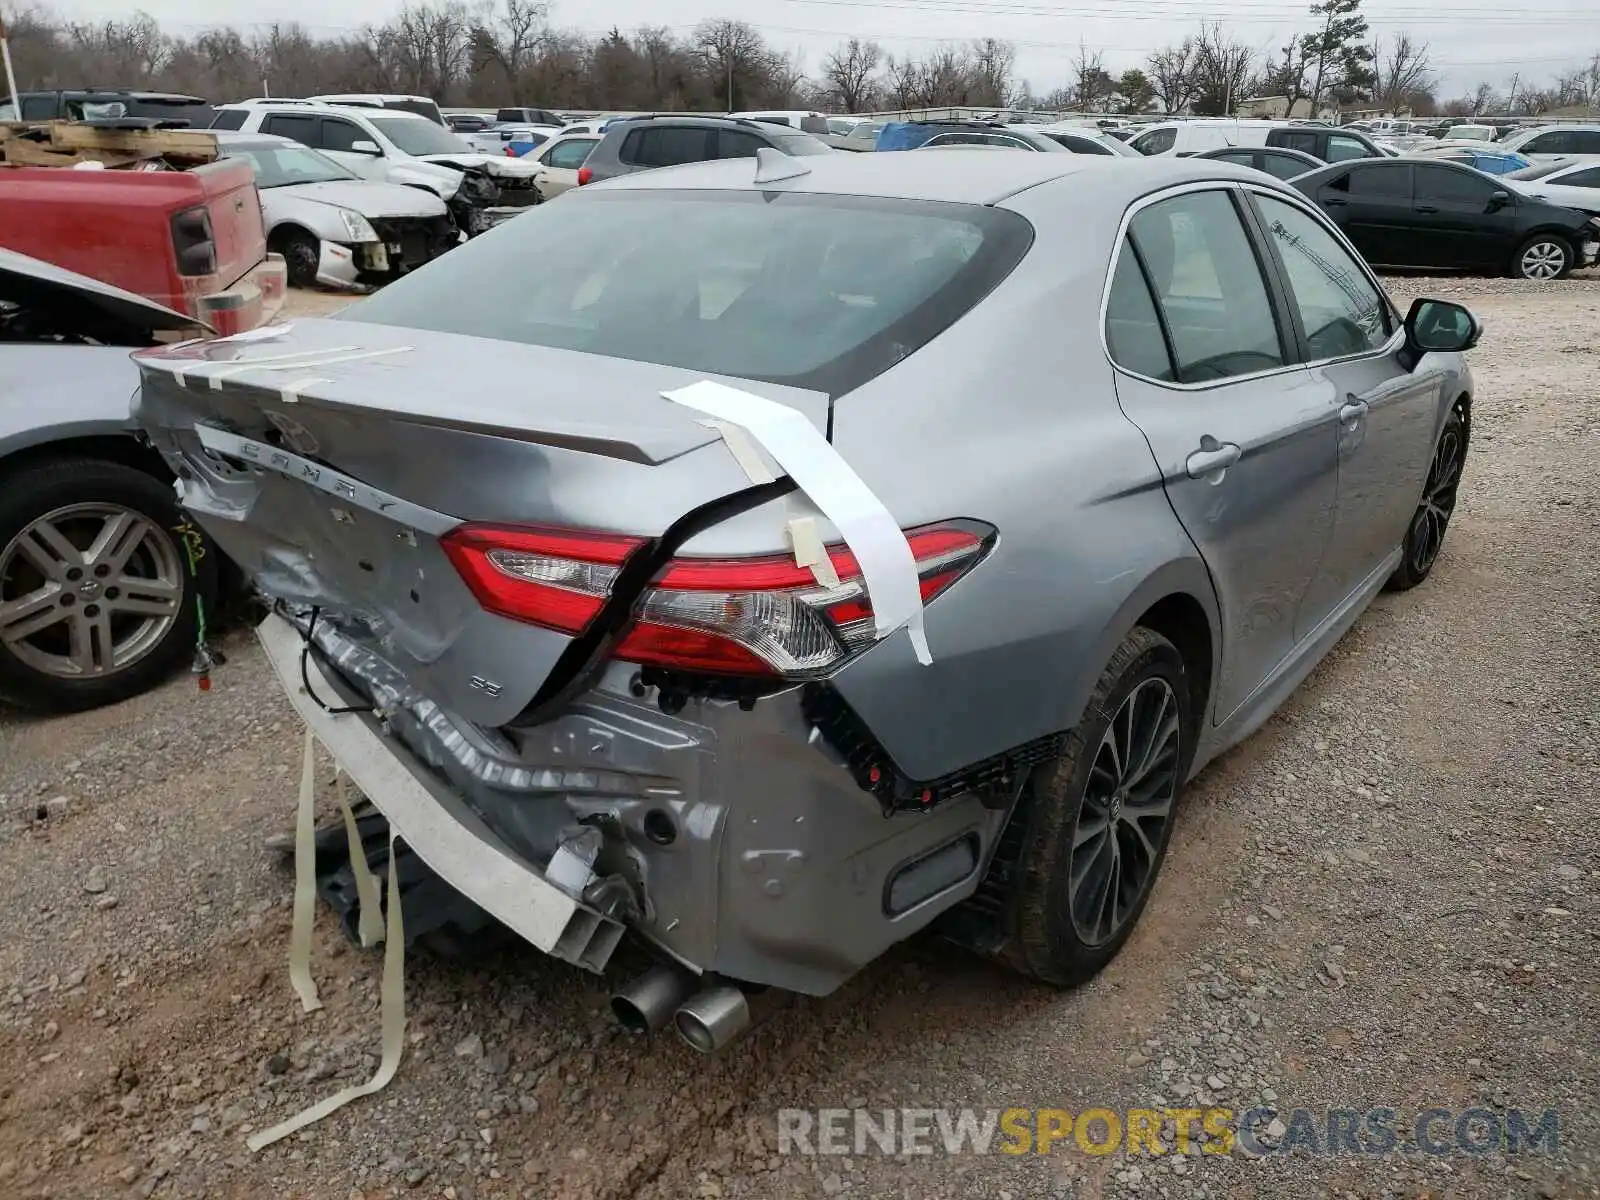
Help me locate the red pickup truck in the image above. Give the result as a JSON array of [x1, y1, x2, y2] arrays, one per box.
[[0, 153, 285, 335]]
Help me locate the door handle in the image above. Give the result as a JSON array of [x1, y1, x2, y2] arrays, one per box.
[[1415, 204, 1439, 214], [1339, 398, 1369, 422], [1185, 442, 1242, 478]]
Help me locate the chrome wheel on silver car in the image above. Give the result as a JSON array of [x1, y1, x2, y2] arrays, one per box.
[[1068, 677, 1181, 946], [0, 503, 183, 678], [0, 458, 210, 713], [1515, 237, 1569, 280]]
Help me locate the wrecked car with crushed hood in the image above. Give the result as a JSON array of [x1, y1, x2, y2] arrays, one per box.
[[131, 150, 1475, 1052]]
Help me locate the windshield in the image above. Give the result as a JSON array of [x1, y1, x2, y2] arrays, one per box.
[[369, 116, 475, 156], [226, 143, 356, 187], [344, 190, 1033, 396]]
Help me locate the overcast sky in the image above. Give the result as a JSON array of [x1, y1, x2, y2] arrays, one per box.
[[48, 0, 1598, 101]]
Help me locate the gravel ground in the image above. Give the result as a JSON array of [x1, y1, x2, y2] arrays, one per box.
[[0, 273, 1597, 1199]]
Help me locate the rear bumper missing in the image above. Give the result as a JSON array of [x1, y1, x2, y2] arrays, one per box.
[[256, 612, 625, 973]]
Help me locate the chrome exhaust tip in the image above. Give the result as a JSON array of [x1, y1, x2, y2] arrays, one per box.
[[610, 964, 696, 1034], [673, 985, 751, 1054]]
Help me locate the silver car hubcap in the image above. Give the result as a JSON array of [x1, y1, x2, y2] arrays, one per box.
[[0, 503, 183, 679], [1520, 242, 1565, 279], [1069, 676, 1181, 946]]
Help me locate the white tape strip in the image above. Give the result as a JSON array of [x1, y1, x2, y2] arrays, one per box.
[[335, 772, 385, 949], [279, 377, 334, 406], [289, 729, 324, 1014], [247, 826, 405, 1152], [216, 322, 295, 343], [202, 346, 410, 389], [663, 380, 932, 665], [696, 418, 777, 485], [786, 516, 841, 588]]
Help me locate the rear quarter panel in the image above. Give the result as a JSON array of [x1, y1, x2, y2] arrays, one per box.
[[0, 346, 141, 457], [817, 177, 1220, 782]]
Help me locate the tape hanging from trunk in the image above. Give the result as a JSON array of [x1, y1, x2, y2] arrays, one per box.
[[279, 377, 333, 406], [662, 380, 932, 665], [216, 323, 295, 343], [335, 771, 385, 948], [249, 733, 407, 1153], [199, 346, 412, 388], [289, 728, 324, 1014]]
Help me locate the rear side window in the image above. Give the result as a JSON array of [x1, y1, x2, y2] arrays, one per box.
[[621, 126, 712, 167], [1274, 131, 1319, 155], [799, 115, 830, 135], [1212, 150, 1254, 166], [1045, 132, 1111, 155], [768, 132, 834, 157], [1560, 166, 1600, 187], [1105, 247, 1175, 381], [542, 138, 596, 169], [1335, 165, 1411, 199], [1522, 130, 1575, 154], [262, 114, 319, 146], [1259, 154, 1310, 181], [345, 191, 1034, 397], [1126, 190, 1285, 383], [715, 130, 764, 159], [210, 109, 247, 131]]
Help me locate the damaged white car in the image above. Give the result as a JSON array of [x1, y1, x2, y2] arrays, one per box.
[[213, 101, 542, 236], [213, 132, 457, 291]]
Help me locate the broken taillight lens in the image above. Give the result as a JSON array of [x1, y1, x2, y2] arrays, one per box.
[[440, 521, 993, 679]]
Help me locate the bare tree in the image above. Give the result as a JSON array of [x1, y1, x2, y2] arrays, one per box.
[[1189, 23, 1254, 116], [1146, 39, 1199, 114], [694, 18, 771, 111], [968, 38, 1015, 107], [1259, 35, 1312, 113], [1370, 33, 1433, 114], [820, 38, 881, 112], [1070, 43, 1114, 111]]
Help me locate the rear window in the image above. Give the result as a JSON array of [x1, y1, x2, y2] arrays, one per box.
[[346, 191, 1033, 396], [210, 108, 248, 130]]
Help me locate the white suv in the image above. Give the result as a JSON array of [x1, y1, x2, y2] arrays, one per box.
[[210, 100, 540, 234]]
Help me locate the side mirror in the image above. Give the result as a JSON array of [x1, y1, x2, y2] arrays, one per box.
[[350, 139, 382, 156], [1487, 189, 1511, 211], [1404, 298, 1482, 362]]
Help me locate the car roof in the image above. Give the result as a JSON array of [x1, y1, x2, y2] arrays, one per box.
[[595, 150, 1269, 207], [217, 100, 431, 122], [209, 130, 297, 146]]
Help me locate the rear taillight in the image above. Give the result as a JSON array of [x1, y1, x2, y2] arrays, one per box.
[[440, 522, 991, 679], [576, 166, 593, 186], [170, 205, 217, 277]]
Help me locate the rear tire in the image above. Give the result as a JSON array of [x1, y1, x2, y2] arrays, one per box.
[[997, 626, 1190, 987], [0, 458, 215, 713], [1510, 234, 1571, 281]]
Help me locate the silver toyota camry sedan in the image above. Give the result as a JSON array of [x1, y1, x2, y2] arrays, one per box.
[[133, 150, 1478, 1053]]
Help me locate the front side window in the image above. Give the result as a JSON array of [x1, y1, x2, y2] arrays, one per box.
[[210, 108, 247, 131], [1572, 131, 1600, 154], [1276, 131, 1319, 155], [1333, 164, 1412, 200], [1557, 165, 1600, 188], [1254, 195, 1390, 360], [344, 191, 1032, 397], [1413, 165, 1495, 207], [1127, 190, 1285, 383], [1326, 134, 1371, 162], [542, 138, 596, 170], [1132, 126, 1175, 155], [1522, 130, 1575, 154], [319, 118, 366, 152]]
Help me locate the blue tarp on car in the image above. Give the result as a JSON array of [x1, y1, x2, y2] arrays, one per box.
[[874, 122, 938, 152]]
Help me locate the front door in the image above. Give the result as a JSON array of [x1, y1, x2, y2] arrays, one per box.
[[1107, 187, 1339, 721], [1408, 163, 1518, 271], [315, 116, 386, 182], [1247, 191, 1444, 625]]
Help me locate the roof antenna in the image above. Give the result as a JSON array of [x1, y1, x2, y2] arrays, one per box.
[[753, 146, 811, 184]]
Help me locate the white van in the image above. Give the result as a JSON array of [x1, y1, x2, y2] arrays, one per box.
[[732, 110, 832, 136], [1127, 119, 1281, 157]]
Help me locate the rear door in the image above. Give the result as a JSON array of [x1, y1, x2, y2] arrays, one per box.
[[1107, 186, 1339, 721], [1315, 163, 1413, 266]]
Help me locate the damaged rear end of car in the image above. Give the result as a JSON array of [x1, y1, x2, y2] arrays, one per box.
[[132, 177, 1033, 1046]]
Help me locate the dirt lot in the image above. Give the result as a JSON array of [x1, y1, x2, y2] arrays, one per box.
[[1, 274, 1597, 1200]]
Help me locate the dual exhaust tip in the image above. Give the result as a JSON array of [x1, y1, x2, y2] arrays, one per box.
[[610, 964, 750, 1053]]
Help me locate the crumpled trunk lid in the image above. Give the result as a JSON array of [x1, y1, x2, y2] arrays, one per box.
[[132, 317, 823, 726]]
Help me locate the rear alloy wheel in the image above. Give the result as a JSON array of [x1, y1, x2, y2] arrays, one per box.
[[1387, 407, 1467, 592], [998, 626, 1190, 987], [1512, 235, 1571, 281], [0, 459, 212, 713]]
